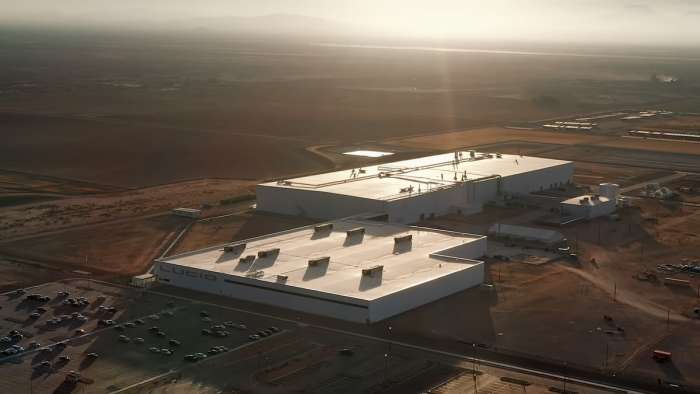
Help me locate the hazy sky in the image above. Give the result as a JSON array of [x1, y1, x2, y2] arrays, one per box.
[[2, 0, 699, 45]]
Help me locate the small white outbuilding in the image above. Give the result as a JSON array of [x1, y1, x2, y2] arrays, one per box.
[[561, 195, 616, 220]]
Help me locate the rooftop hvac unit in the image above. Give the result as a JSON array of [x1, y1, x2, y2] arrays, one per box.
[[469, 150, 476, 158], [346, 227, 366, 238], [239, 255, 255, 264], [308, 256, 330, 267], [258, 248, 280, 258], [394, 234, 413, 244], [245, 270, 265, 278], [362, 265, 383, 277], [314, 223, 333, 233], [276, 275, 288, 283], [496, 153, 502, 158], [223, 243, 246, 253]]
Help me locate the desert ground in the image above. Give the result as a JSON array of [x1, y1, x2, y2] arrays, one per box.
[[2, 27, 700, 393]]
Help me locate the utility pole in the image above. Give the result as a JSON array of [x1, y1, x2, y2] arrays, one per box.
[[383, 353, 389, 386], [604, 342, 609, 369], [472, 344, 479, 394], [613, 282, 617, 303], [667, 309, 670, 331], [385, 325, 392, 385], [563, 362, 568, 393]]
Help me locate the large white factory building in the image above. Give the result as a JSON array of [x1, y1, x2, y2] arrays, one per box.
[[154, 218, 486, 323], [257, 151, 574, 223]]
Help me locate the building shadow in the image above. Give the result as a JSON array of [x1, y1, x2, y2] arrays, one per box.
[[344, 233, 365, 247], [311, 228, 332, 240], [359, 271, 383, 291], [302, 262, 329, 281], [233, 260, 254, 272], [250, 254, 279, 270], [215, 249, 244, 264], [393, 242, 412, 254]]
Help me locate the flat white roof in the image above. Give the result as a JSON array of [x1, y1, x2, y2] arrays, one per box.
[[344, 150, 394, 158], [157, 218, 485, 302], [260, 151, 571, 201], [562, 195, 612, 206]]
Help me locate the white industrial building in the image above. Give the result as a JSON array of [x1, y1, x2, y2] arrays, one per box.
[[153, 218, 486, 323], [561, 195, 616, 220], [257, 151, 574, 223]]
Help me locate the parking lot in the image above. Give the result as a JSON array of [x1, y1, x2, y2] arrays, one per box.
[[0, 279, 295, 393]]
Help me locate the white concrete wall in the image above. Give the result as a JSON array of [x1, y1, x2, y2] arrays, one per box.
[[589, 200, 616, 218], [385, 185, 476, 224], [369, 262, 484, 322], [257, 184, 383, 219], [501, 162, 574, 195], [561, 199, 615, 219], [154, 262, 370, 323], [430, 236, 488, 260], [155, 257, 484, 324]]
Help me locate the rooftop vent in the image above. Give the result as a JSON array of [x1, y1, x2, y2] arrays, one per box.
[[314, 223, 333, 233], [245, 270, 264, 278], [496, 153, 502, 158], [239, 255, 255, 264], [394, 234, 413, 244], [346, 227, 366, 238], [258, 248, 280, 258], [362, 265, 384, 277], [308, 256, 330, 267], [223, 243, 246, 253], [276, 275, 288, 283]]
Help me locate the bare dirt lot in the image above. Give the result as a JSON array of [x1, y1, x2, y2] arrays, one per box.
[[171, 212, 319, 255], [3, 28, 699, 189], [0, 178, 254, 240], [0, 215, 186, 276], [393, 126, 700, 158], [0, 113, 330, 188]]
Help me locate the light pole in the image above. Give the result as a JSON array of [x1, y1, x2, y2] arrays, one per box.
[[472, 344, 478, 394], [385, 325, 393, 386]]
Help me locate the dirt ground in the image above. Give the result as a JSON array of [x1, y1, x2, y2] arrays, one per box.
[[171, 211, 318, 255], [392, 126, 700, 157], [0, 178, 254, 240], [666, 174, 700, 204], [572, 162, 673, 188], [0, 215, 187, 276], [646, 115, 700, 132], [0, 259, 71, 293]]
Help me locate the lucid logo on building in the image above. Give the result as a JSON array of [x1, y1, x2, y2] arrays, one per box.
[[159, 264, 218, 281]]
